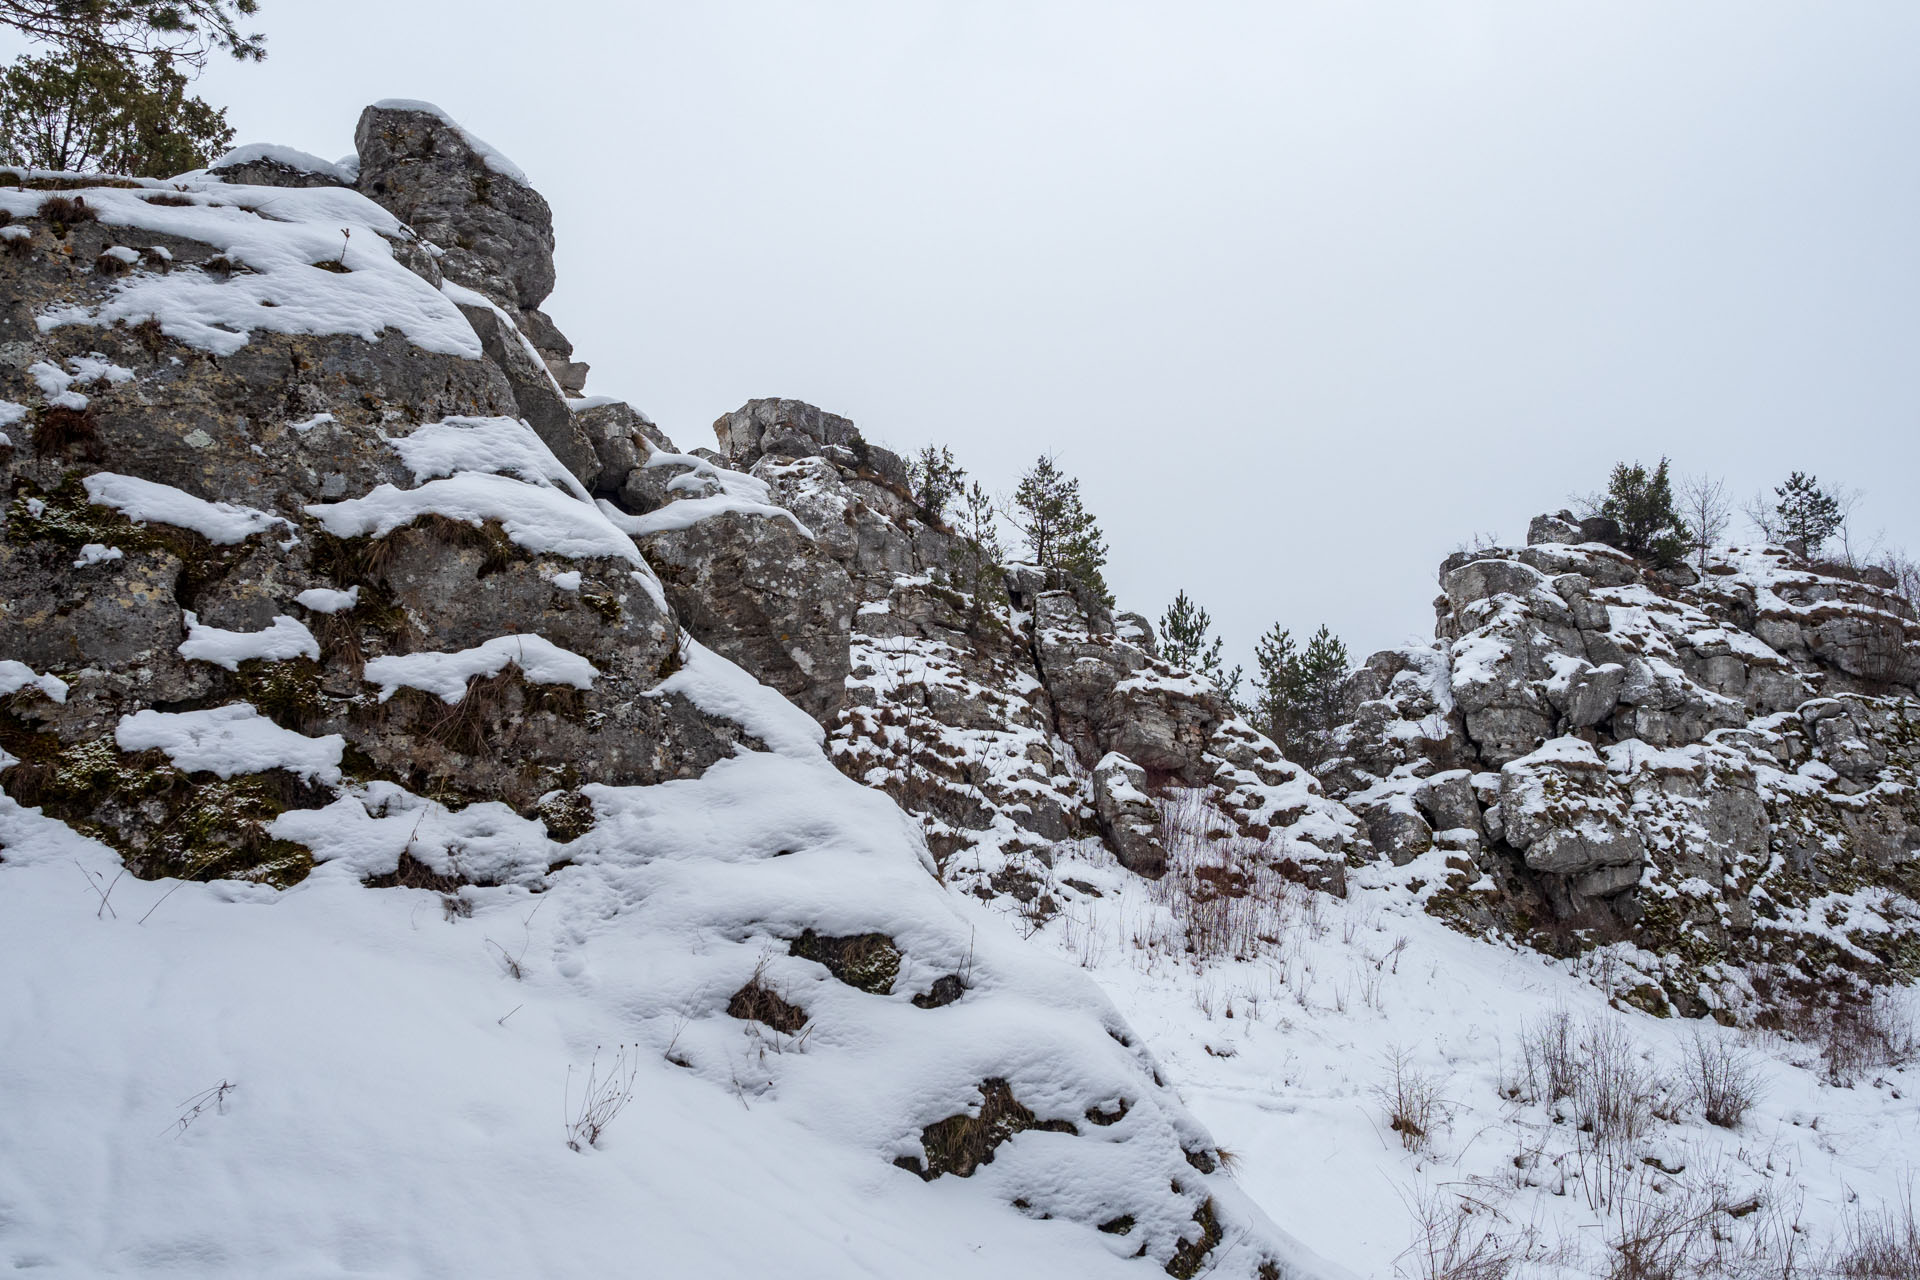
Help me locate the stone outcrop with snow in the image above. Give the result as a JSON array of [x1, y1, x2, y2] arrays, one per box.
[[1322, 515, 1920, 1017], [3, 93, 1918, 1278], [0, 106, 1335, 1279]]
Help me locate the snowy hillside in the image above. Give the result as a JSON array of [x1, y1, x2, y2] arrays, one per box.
[[3, 98, 1917, 1280], [0, 113, 1329, 1279], [1017, 818, 1920, 1277]]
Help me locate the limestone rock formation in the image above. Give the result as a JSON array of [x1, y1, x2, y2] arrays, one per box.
[[353, 101, 556, 313], [1324, 511, 1920, 1015], [0, 110, 1325, 1280]]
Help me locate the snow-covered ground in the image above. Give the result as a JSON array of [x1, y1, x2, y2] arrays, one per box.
[[0, 647, 1331, 1280], [1022, 819, 1920, 1278]]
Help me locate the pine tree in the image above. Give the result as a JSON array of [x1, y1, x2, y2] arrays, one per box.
[[0, 50, 232, 176], [907, 445, 966, 525], [1, 0, 260, 180], [1252, 623, 1350, 763], [0, 1, 265, 70], [1598, 458, 1690, 567], [946, 480, 1007, 631], [1773, 472, 1843, 556], [1008, 455, 1110, 604], [1158, 589, 1242, 709]]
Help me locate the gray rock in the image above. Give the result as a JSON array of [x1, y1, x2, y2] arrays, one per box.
[[354, 103, 557, 311], [1527, 511, 1583, 546], [1092, 753, 1167, 877], [572, 399, 671, 499], [1442, 557, 1547, 614], [452, 299, 599, 484], [714, 398, 860, 470], [1499, 739, 1646, 879], [208, 152, 348, 189], [520, 307, 589, 394], [1555, 661, 1627, 729], [1353, 798, 1434, 866], [638, 510, 854, 725], [1414, 770, 1484, 837]]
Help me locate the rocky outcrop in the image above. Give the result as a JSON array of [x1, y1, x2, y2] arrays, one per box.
[[1324, 510, 1920, 1015], [637, 508, 853, 724], [694, 397, 1372, 903], [353, 101, 556, 313], [0, 113, 1320, 1280], [1092, 752, 1168, 877]]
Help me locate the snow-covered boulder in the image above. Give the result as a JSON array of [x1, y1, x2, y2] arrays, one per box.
[[353, 100, 555, 312]]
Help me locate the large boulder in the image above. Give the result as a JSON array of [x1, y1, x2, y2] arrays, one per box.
[[638, 512, 853, 725], [1498, 737, 1646, 903], [1092, 753, 1168, 877], [353, 101, 556, 312], [714, 398, 861, 470]]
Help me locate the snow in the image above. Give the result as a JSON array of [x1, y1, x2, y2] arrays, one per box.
[[208, 143, 358, 184], [362, 634, 599, 703], [0, 398, 24, 427], [306, 414, 658, 572], [100, 244, 141, 266], [0, 797, 1288, 1279], [177, 612, 321, 671], [440, 281, 569, 398], [27, 355, 128, 409], [0, 634, 1332, 1279], [84, 472, 289, 544], [600, 492, 814, 539], [595, 449, 815, 539], [392, 414, 591, 500], [653, 636, 826, 760], [5, 180, 483, 360], [294, 585, 358, 613], [308, 471, 644, 565], [115, 703, 344, 784], [1014, 836, 1920, 1280], [0, 659, 67, 703], [371, 99, 532, 185]]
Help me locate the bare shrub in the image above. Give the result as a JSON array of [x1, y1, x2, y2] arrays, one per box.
[[1514, 1012, 1674, 1212], [1375, 1044, 1446, 1152], [727, 956, 809, 1036], [1151, 787, 1304, 964], [1516, 1007, 1580, 1106], [165, 1079, 237, 1137], [1824, 994, 1919, 1087], [1598, 1166, 1811, 1280], [1838, 1187, 1920, 1279], [1575, 1018, 1670, 1151], [1606, 1189, 1707, 1280], [565, 1043, 639, 1152], [1683, 1030, 1765, 1129], [1395, 1188, 1526, 1280]]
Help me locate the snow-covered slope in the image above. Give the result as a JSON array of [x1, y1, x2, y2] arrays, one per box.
[[0, 649, 1333, 1279], [1021, 817, 1920, 1278], [0, 120, 1335, 1280]]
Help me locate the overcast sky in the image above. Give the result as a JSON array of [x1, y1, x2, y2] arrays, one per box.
[[189, 1, 1918, 663]]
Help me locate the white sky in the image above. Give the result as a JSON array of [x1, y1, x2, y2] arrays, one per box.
[[186, 1, 1919, 663]]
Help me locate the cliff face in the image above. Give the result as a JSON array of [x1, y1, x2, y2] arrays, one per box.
[[1321, 518, 1920, 1017], [0, 106, 1332, 1280]]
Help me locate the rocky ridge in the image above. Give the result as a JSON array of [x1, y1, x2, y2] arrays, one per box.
[[0, 105, 1329, 1279], [2, 90, 1917, 1275], [1322, 516, 1920, 1017]]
